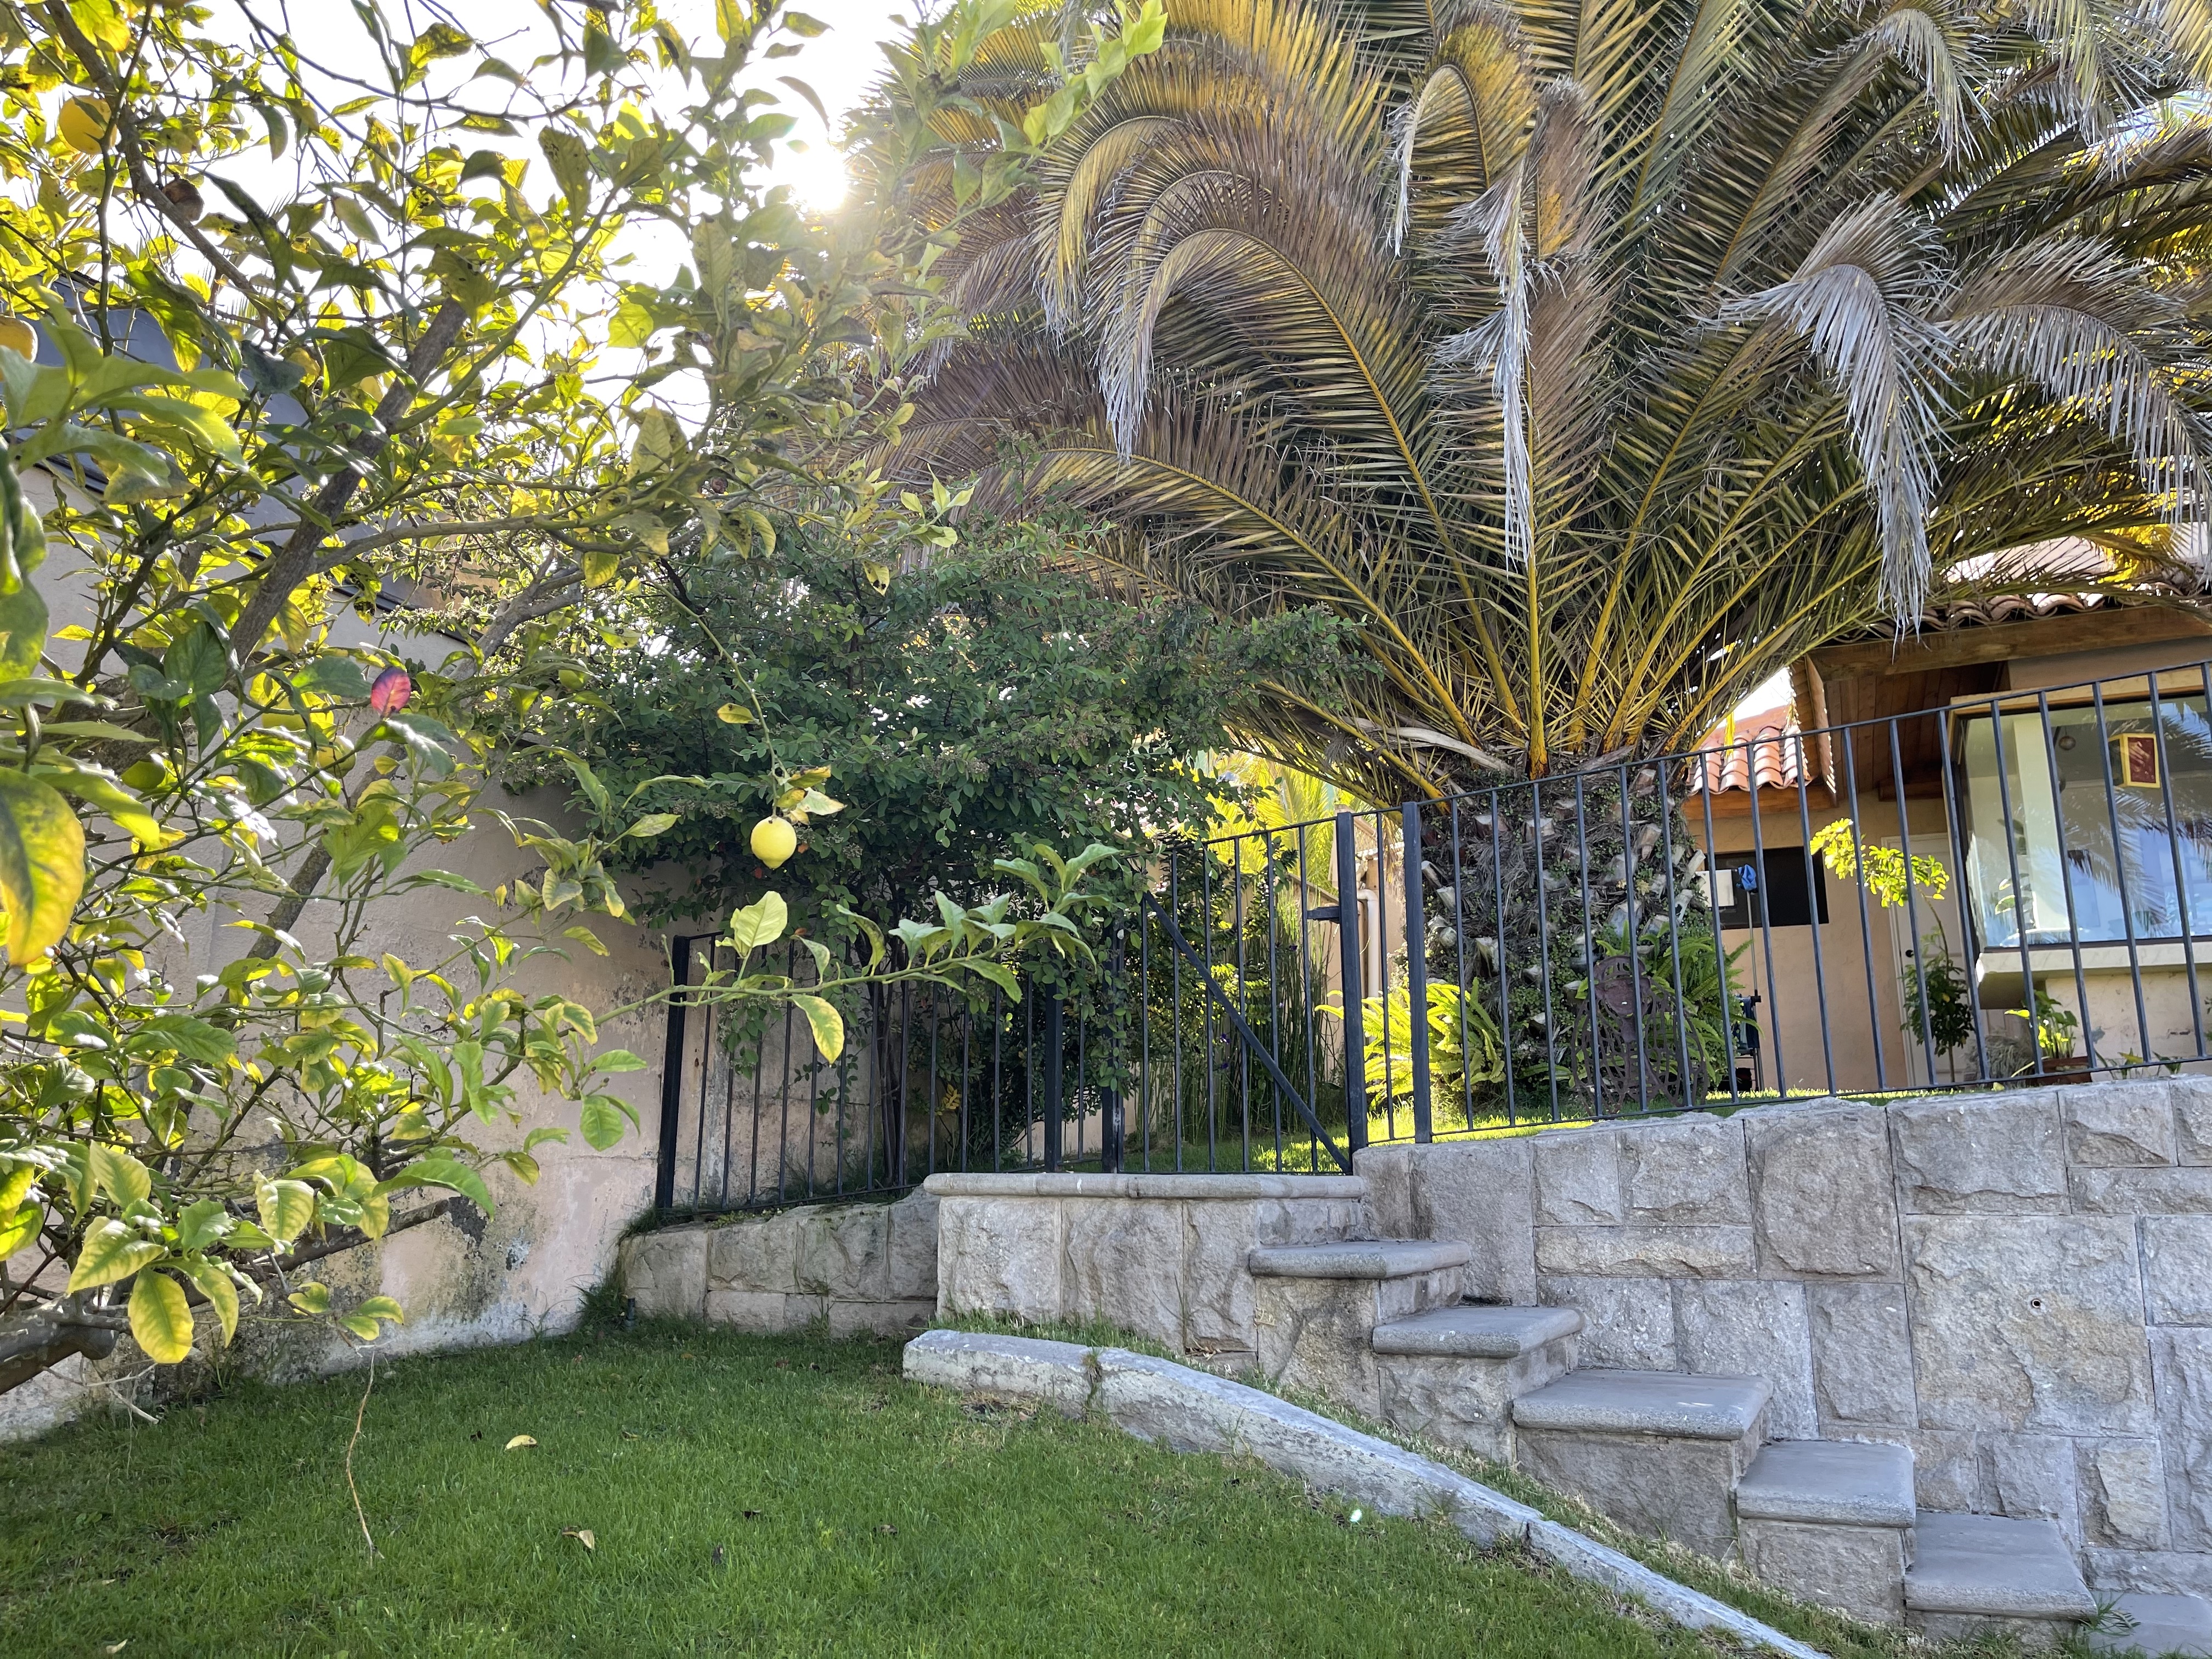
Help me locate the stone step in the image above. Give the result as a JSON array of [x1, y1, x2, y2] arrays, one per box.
[[1904, 1511, 2097, 1647], [1247, 1240, 1471, 1419], [1371, 1303, 1583, 1358], [1372, 1306, 1583, 1463], [1734, 1440, 1918, 1626], [2089, 1592, 2212, 1657], [1513, 1369, 1770, 1440], [1736, 1439, 1918, 1529], [1511, 1370, 1771, 1560], [1247, 1239, 1472, 1279]]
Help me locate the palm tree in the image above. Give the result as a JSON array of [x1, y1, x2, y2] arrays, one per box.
[[861, 0, 2212, 800]]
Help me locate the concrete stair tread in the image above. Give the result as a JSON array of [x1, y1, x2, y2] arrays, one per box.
[[1736, 1440, 1917, 1528], [1904, 1512, 2097, 1621], [2089, 1592, 2212, 1656], [1511, 1368, 1769, 1439], [1372, 1303, 1583, 1358], [1247, 1239, 1471, 1280]]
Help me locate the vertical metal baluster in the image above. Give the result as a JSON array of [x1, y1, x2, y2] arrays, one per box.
[[1891, 719, 1943, 1090], [691, 951, 713, 1209], [1986, 695, 2044, 1077], [1274, 832, 1291, 1167], [1374, 809, 1396, 1144], [776, 944, 797, 1203], [1404, 798, 1433, 1143], [1201, 849, 1220, 1171], [1491, 789, 1519, 1126], [1336, 811, 1369, 1156], [654, 935, 692, 1213], [1696, 774, 1741, 1106], [1531, 781, 1563, 1122], [1935, 704, 1992, 1084], [1140, 904, 1154, 1171], [806, 989, 821, 1194], [1792, 747, 1837, 1095], [1654, 763, 1694, 1107], [1840, 729, 1890, 1090], [991, 987, 1005, 1172], [1297, 828, 1319, 1172], [1025, 988, 1037, 1167], [927, 992, 941, 1184], [2036, 692, 2097, 1073], [1574, 774, 1603, 1120], [1745, 731, 1790, 1095], [1617, 765, 1652, 1114], [1233, 835, 1251, 1170], [2089, 681, 2152, 1068], [1450, 796, 1472, 1130], [1171, 857, 1187, 1172], [959, 1001, 972, 1173], [719, 998, 740, 1210], [1075, 1007, 1088, 1169], [2150, 673, 2204, 1061]]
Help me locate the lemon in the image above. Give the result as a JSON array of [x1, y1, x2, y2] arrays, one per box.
[[58, 97, 110, 156], [750, 816, 797, 870], [0, 317, 33, 359]]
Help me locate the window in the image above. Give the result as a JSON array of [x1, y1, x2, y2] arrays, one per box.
[[1958, 693, 2212, 949], [1714, 846, 1829, 928]]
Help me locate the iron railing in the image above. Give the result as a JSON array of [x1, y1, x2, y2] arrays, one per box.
[[654, 657, 2212, 1214]]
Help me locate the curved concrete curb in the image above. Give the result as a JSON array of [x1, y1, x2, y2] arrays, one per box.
[[903, 1329, 1827, 1659]]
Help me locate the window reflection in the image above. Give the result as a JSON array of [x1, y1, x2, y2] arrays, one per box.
[[1960, 694, 2212, 949]]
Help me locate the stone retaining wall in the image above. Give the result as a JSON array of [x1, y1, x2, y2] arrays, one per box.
[[1359, 1079, 2212, 1598], [617, 1188, 939, 1338]]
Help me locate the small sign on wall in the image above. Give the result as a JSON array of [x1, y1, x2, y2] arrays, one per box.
[[2114, 732, 2161, 787]]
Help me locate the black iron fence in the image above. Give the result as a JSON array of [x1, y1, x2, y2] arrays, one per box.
[[654, 657, 2212, 1215]]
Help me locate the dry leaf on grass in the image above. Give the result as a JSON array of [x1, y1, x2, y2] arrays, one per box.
[[562, 1527, 596, 1550], [505, 1434, 538, 1450]]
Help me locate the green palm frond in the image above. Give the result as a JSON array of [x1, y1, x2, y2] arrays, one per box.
[[865, 0, 2212, 796]]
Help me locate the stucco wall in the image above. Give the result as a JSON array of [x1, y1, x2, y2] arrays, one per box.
[[1359, 1078, 2212, 1596]]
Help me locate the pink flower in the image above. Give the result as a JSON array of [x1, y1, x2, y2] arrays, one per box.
[[369, 666, 412, 715]]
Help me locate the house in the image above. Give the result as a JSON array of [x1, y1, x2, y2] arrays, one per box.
[[1695, 548, 2212, 1097]]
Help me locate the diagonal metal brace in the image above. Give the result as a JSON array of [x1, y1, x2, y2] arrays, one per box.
[[1142, 893, 1352, 1174]]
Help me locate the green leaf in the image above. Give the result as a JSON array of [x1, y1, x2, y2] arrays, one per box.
[[172, 1197, 232, 1252], [287, 1279, 330, 1315], [357, 1295, 404, 1322], [87, 1142, 151, 1208], [590, 1048, 648, 1073], [179, 1257, 239, 1344], [624, 812, 677, 838], [963, 958, 1022, 1000], [583, 549, 620, 588], [292, 657, 373, 699], [66, 1217, 163, 1292], [255, 1176, 316, 1244], [791, 994, 843, 1061], [0, 579, 48, 680], [0, 1205, 40, 1257], [579, 1093, 628, 1150], [538, 129, 592, 214], [0, 768, 86, 962], [726, 891, 787, 953], [338, 1313, 384, 1341], [382, 1155, 494, 1217], [130, 1013, 238, 1065], [129, 1269, 194, 1364]]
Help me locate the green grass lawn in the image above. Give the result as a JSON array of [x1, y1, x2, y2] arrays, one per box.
[[0, 1323, 1820, 1659]]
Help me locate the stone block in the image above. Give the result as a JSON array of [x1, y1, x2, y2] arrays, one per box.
[[2180, 1085, 2212, 1165], [1621, 1115, 1750, 1225], [2147, 1217, 2212, 1327], [618, 1227, 707, 1319], [2080, 1548, 2212, 1598], [1410, 1136, 1537, 1305], [901, 1329, 1094, 1417], [1908, 1430, 1988, 1513], [1182, 1200, 1261, 1353], [2080, 1437, 2171, 1551], [935, 1195, 1064, 1323], [826, 1299, 933, 1339], [1537, 1275, 1677, 1369], [1251, 1274, 1387, 1417], [1892, 1091, 2067, 1214], [2154, 1329, 2212, 1550], [1514, 1429, 1752, 1560], [1063, 1197, 1186, 1352], [1740, 1518, 1909, 1625], [1905, 1215, 2154, 1435], [1749, 1101, 1901, 1278], [2063, 1082, 2179, 1167], [795, 1203, 889, 1300], [884, 1188, 939, 1302], [1357, 1144, 1415, 1238], [1534, 1224, 1754, 1278], [1375, 1336, 1576, 1464], [1989, 1432, 2083, 1544], [707, 1211, 798, 1293], [1809, 1282, 1916, 1427], [1674, 1279, 1817, 1439], [2073, 1166, 2212, 1215], [704, 1289, 820, 1332], [1534, 1128, 1623, 1224]]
